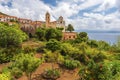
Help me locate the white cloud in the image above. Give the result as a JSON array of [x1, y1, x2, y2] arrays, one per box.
[[94, 0, 116, 12], [0, 0, 119, 31]]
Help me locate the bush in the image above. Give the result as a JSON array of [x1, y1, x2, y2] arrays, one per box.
[[1, 67, 13, 80], [0, 47, 22, 63], [0, 23, 28, 48], [46, 39, 61, 52], [22, 46, 36, 53], [60, 43, 79, 56], [11, 53, 42, 80], [43, 50, 64, 63], [62, 59, 80, 70], [78, 60, 120, 80], [97, 41, 110, 51], [0, 72, 12, 80], [35, 28, 45, 41], [42, 68, 61, 80], [93, 51, 107, 62], [45, 28, 62, 41], [11, 67, 23, 79]]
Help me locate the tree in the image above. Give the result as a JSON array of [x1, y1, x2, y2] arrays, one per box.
[[11, 54, 42, 80], [66, 24, 74, 32], [79, 32, 88, 38], [0, 23, 28, 48], [46, 39, 61, 52], [87, 40, 98, 48], [35, 28, 45, 41], [45, 28, 62, 41], [74, 32, 88, 43]]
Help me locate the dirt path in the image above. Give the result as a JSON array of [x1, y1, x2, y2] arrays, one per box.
[[0, 63, 10, 72]]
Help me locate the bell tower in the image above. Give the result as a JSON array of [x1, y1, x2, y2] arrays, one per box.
[[45, 12, 50, 27]]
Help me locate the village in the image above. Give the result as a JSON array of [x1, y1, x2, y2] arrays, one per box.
[[0, 12, 77, 40]]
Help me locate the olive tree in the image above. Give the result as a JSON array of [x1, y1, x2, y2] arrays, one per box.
[[11, 54, 42, 80], [0, 23, 28, 47]]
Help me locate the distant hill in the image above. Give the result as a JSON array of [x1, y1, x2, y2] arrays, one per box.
[[0, 12, 8, 16]]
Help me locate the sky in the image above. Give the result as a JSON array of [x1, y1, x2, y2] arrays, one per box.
[[0, 0, 120, 31]]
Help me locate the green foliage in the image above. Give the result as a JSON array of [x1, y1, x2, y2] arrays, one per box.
[[35, 28, 45, 41], [0, 67, 13, 80], [0, 47, 22, 63], [11, 53, 42, 80], [74, 32, 88, 43], [66, 24, 74, 32], [93, 51, 107, 62], [0, 23, 28, 48], [62, 59, 80, 70], [114, 53, 120, 60], [22, 46, 36, 53], [42, 68, 61, 80], [43, 50, 64, 63], [87, 40, 98, 48], [79, 60, 120, 80], [76, 42, 88, 53], [10, 67, 23, 79], [79, 32, 88, 38], [45, 28, 62, 41], [73, 53, 90, 65], [97, 41, 110, 51], [46, 39, 61, 52], [0, 72, 12, 80], [61, 43, 79, 56], [56, 27, 64, 31]]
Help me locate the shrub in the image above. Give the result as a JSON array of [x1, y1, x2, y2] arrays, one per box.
[[78, 60, 120, 80], [93, 51, 107, 62], [62, 59, 80, 70], [36, 42, 46, 53], [0, 72, 12, 80], [0, 47, 22, 63], [43, 50, 64, 63], [42, 68, 61, 80], [60, 43, 79, 56], [45, 28, 62, 41], [22, 46, 36, 53], [10, 67, 23, 79], [46, 39, 61, 52], [1, 67, 13, 80], [97, 41, 110, 51], [0, 23, 28, 48], [35, 28, 45, 41], [11, 53, 42, 80]]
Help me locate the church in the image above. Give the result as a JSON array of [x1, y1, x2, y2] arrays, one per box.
[[20, 12, 66, 34], [45, 12, 65, 32]]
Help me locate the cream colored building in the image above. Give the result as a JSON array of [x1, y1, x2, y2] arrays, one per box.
[[45, 12, 65, 32]]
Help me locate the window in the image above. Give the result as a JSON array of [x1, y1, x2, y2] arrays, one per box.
[[69, 36, 71, 38], [73, 36, 75, 38]]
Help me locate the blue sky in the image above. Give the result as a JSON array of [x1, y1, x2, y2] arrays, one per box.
[[0, 0, 120, 31]]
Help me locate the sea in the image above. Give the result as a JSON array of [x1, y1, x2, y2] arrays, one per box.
[[87, 32, 120, 45]]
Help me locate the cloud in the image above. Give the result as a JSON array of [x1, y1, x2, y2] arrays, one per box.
[[94, 0, 116, 12], [116, 0, 120, 11], [0, 0, 119, 31]]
